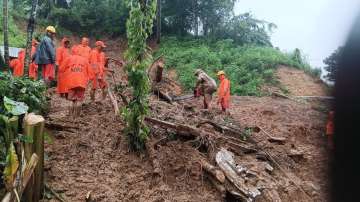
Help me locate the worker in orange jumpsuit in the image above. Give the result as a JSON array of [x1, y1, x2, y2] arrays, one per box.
[[89, 41, 108, 102], [56, 37, 71, 97], [326, 111, 335, 150], [61, 51, 91, 117], [29, 39, 39, 79], [9, 39, 39, 78], [72, 37, 91, 61], [9, 49, 25, 77], [216, 71, 231, 113]]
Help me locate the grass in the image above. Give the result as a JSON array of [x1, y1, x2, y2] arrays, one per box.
[[155, 37, 320, 96], [0, 13, 27, 48]]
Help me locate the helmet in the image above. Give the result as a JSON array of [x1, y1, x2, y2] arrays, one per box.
[[95, 41, 106, 48], [45, 26, 56, 34], [217, 70, 225, 76]]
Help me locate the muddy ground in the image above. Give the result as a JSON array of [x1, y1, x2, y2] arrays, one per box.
[[43, 42, 331, 202]]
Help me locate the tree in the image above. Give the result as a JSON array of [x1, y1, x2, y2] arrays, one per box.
[[123, 0, 157, 151], [2, 0, 9, 71], [24, 0, 38, 76], [324, 46, 343, 82], [156, 0, 161, 43]]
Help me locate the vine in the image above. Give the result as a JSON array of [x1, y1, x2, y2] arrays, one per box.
[[123, 0, 157, 151]]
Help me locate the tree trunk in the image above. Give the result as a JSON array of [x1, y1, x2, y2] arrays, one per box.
[[24, 0, 39, 77], [2, 0, 10, 71], [156, 0, 161, 44]]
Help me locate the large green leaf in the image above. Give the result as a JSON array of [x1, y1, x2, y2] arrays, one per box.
[[3, 143, 19, 190], [3, 96, 29, 116]]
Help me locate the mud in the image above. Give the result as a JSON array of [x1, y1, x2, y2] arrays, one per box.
[[43, 42, 330, 201]]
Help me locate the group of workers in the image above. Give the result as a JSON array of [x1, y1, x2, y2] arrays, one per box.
[[9, 25, 231, 116], [9, 26, 110, 117], [194, 69, 231, 113]]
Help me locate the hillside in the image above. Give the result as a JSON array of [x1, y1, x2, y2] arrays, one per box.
[[40, 39, 331, 202]]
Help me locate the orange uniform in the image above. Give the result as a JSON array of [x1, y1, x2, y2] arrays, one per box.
[[9, 58, 22, 77], [9, 50, 25, 77], [71, 38, 91, 61], [89, 49, 107, 89], [62, 55, 91, 101], [29, 40, 39, 79], [56, 38, 71, 94], [218, 75, 231, 111]]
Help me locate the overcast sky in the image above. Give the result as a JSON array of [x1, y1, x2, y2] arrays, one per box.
[[234, 0, 360, 68]]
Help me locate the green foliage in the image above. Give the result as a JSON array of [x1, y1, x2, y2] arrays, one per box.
[[3, 96, 29, 116], [324, 46, 343, 82], [0, 12, 26, 47], [123, 0, 156, 151], [0, 72, 47, 114], [156, 37, 315, 96]]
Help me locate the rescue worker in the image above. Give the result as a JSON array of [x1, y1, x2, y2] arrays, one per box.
[[56, 37, 71, 97], [72, 37, 91, 61], [194, 69, 217, 109], [29, 39, 39, 80], [216, 71, 231, 113], [9, 49, 25, 77], [9, 55, 23, 77], [89, 41, 108, 102], [326, 111, 335, 150], [34, 26, 56, 85], [10, 39, 39, 78], [61, 51, 91, 117]]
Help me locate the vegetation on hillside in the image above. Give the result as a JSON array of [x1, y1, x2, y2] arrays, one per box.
[[324, 46, 343, 82], [156, 37, 320, 96], [0, 13, 26, 47]]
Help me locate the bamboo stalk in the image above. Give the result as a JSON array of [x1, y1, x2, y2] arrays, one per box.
[[23, 113, 45, 202]]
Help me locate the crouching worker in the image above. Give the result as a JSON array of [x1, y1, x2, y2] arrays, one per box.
[[194, 69, 217, 109], [89, 41, 108, 102], [61, 52, 91, 118], [217, 71, 231, 113]]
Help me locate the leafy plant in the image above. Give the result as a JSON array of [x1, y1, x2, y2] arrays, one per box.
[[0, 72, 47, 114], [123, 0, 156, 151], [155, 37, 317, 96], [3, 143, 18, 190]]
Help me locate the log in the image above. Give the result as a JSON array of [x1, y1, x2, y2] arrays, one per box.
[[153, 88, 173, 103], [207, 176, 226, 198], [197, 120, 247, 140], [215, 148, 261, 201], [107, 88, 120, 115], [45, 183, 66, 202], [200, 158, 225, 184], [145, 117, 200, 138], [20, 154, 39, 198], [24, 113, 45, 202], [258, 126, 286, 144]]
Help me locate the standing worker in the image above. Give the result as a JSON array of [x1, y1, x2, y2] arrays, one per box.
[[34, 26, 56, 86], [72, 37, 91, 61], [61, 51, 91, 117], [194, 69, 217, 109], [216, 71, 231, 113], [56, 37, 71, 97], [89, 41, 108, 102], [29, 39, 39, 80]]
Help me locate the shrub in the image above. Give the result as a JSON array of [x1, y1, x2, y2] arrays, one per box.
[[155, 37, 316, 96]]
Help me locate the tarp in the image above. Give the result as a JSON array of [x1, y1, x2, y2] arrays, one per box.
[[0, 46, 22, 58]]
